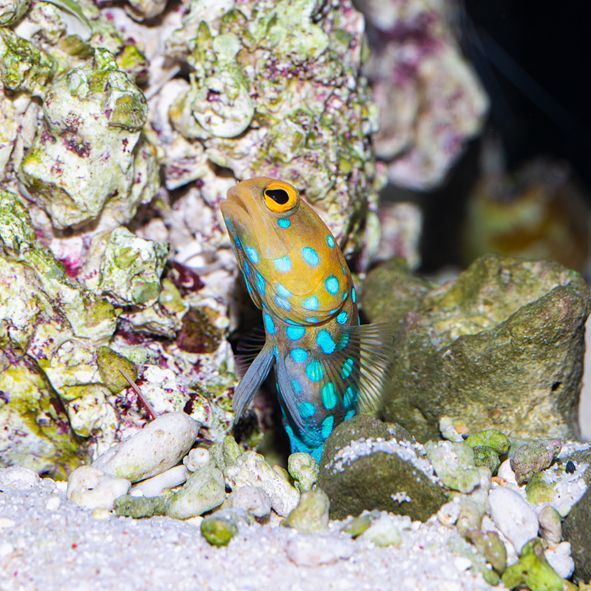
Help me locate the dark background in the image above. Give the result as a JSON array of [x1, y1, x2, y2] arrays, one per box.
[[417, 1, 591, 272], [462, 1, 590, 180]]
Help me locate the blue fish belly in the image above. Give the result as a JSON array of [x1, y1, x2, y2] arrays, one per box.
[[269, 303, 360, 461]]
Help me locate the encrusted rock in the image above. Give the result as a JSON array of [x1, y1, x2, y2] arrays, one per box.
[[226, 485, 271, 521], [225, 451, 299, 517], [358, 0, 488, 190], [465, 430, 511, 455], [287, 453, 319, 493], [502, 539, 576, 591], [0, 0, 30, 26], [318, 415, 446, 521], [0, 349, 81, 476], [562, 481, 591, 581], [113, 494, 168, 519], [365, 255, 590, 442], [538, 505, 562, 545], [165, 462, 225, 520], [93, 412, 199, 482], [510, 440, 562, 485], [425, 441, 481, 493], [465, 530, 507, 574], [200, 508, 251, 547], [19, 49, 157, 230]]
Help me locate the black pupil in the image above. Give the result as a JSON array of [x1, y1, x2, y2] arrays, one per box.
[[265, 188, 289, 205]]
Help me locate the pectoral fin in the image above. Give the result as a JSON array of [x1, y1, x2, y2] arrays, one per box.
[[232, 342, 274, 424], [319, 322, 395, 416]]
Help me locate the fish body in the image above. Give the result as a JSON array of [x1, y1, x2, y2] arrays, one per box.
[[222, 178, 388, 461]]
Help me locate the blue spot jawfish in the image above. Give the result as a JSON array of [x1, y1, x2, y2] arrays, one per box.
[[221, 178, 391, 461]]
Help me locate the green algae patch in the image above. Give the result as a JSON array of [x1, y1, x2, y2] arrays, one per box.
[[502, 539, 576, 591], [0, 28, 54, 95], [0, 351, 82, 477], [97, 347, 138, 394]]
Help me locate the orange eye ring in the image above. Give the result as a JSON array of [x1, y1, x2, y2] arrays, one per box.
[[263, 181, 299, 213]]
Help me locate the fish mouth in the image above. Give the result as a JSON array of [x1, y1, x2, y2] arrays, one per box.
[[221, 186, 249, 220]]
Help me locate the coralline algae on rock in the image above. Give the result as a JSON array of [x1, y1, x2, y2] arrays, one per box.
[[157, 0, 381, 256], [358, 0, 488, 190]]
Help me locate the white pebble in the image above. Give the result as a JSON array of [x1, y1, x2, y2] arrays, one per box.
[[54, 481, 68, 493], [545, 542, 575, 579], [227, 486, 272, 520], [286, 535, 355, 567], [453, 557, 472, 572], [360, 514, 410, 547], [183, 448, 210, 472], [93, 412, 199, 483], [0, 518, 15, 529], [132, 465, 188, 497], [489, 487, 539, 553], [0, 467, 40, 490], [67, 466, 130, 511], [0, 542, 13, 558], [45, 496, 61, 512], [497, 459, 518, 486], [438, 501, 461, 526]]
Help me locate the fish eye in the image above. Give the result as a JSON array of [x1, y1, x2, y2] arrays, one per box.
[[263, 181, 298, 213]]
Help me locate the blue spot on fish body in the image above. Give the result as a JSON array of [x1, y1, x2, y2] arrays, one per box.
[[245, 246, 259, 264], [306, 360, 324, 382], [321, 415, 334, 439], [286, 326, 306, 341], [321, 382, 337, 410], [264, 312, 276, 335], [275, 296, 291, 311], [303, 296, 319, 311], [344, 409, 356, 421], [302, 247, 320, 267], [343, 385, 357, 408], [337, 311, 348, 325], [325, 275, 339, 295], [317, 330, 336, 354], [255, 272, 266, 296], [275, 283, 291, 297], [341, 357, 354, 379], [278, 218, 291, 229], [339, 332, 350, 350], [273, 256, 292, 273], [352, 287, 357, 304], [291, 348, 308, 363], [291, 378, 302, 394], [326, 235, 335, 248], [298, 402, 315, 418]]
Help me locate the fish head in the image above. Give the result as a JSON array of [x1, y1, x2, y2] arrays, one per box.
[[222, 177, 352, 325]]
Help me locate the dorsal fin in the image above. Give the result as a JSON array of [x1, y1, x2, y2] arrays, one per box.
[[234, 326, 266, 376]]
